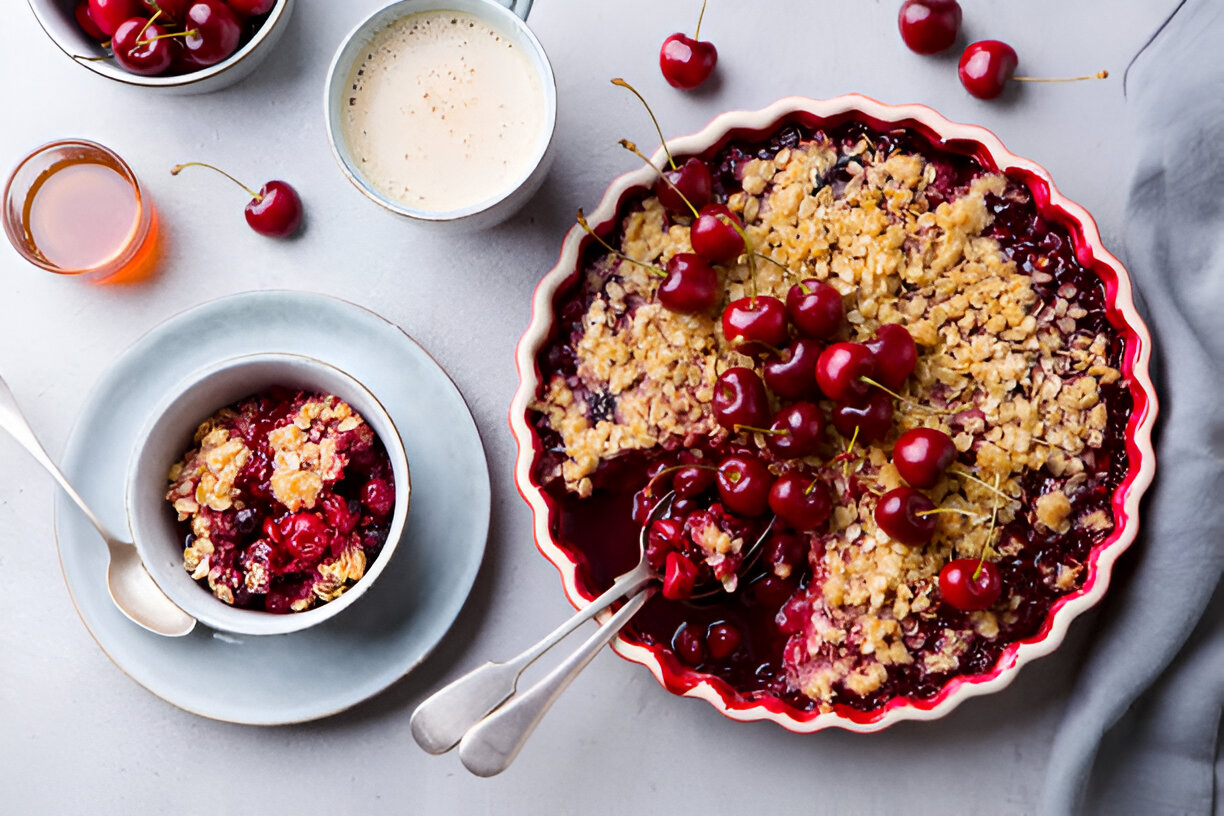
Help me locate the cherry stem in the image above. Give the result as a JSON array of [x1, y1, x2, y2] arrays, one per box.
[[916, 507, 988, 521], [729, 337, 782, 357], [948, 466, 1016, 500], [576, 209, 667, 278], [842, 424, 860, 480], [171, 161, 262, 201], [859, 377, 959, 416], [1013, 70, 1108, 83], [732, 424, 786, 436], [715, 212, 756, 282], [137, 9, 161, 40], [753, 251, 789, 273], [138, 29, 199, 46], [612, 78, 676, 171], [974, 473, 1002, 580], [694, 0, 708, 40], [619, 140, 700, 219]]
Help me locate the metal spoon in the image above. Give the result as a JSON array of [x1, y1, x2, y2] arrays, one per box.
[[410, 491, 771, 774], [0, 374, 196, 637]]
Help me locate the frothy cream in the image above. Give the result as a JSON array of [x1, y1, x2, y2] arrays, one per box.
[[343, 11, 547, 213]]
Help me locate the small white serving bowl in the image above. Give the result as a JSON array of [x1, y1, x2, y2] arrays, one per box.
[[127, 352, 410, 636], [323, 0, 556, 230], [27, 0, 295, 94]]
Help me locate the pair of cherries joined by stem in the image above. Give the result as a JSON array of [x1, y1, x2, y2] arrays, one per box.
[[897, 0, 1107, 99]]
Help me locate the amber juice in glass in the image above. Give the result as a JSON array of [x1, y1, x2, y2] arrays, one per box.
[[3, 140, 157, 283]]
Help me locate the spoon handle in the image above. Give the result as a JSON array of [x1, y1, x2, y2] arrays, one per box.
[[410, 560, 654, 754], [457, 588, 653, 777], [0, 376, 116, 543]]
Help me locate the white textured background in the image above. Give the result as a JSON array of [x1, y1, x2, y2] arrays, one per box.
[[0, 1, 1180, 813]]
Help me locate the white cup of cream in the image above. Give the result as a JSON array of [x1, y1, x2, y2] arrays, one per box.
[[325, 0, 555, 229]]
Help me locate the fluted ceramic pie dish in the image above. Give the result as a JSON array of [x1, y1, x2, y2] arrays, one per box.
[[510, 94, 1157, 732]]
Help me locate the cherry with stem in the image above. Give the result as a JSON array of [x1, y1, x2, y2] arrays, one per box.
[[171, 161, 302, 237]]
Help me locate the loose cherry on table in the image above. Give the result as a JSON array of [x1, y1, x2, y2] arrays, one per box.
[[766, 402, 825, 459], [864, 323, 917, 390], [712, 367, 771, 431], [874, 486, 937, 546], [958, 40, 1109, 100], [659, 253, 719, 313], [767, 472, 832, 532], [763, 337, 823, 400], [691, 203, 745, 264], [893, 427, 957, 488], [786, 278, 844, 339], [938, 558, 1003, 611], [716, 454, 774, 518], [831, 390, 894, 444], [897, 0, 962, 55], [815, 342, 876, 404], [659, 0, 717, 90], [88, 0, 144, 36], [722, 296, 788, 355], [112, 17, 175, 76], [171, 161, 302, 237]]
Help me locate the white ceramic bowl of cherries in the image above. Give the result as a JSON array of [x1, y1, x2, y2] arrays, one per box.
[[28, 0, 294, 93]]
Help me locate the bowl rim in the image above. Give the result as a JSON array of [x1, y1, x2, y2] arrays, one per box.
[[507, 93, 1159, 732], [321, 0, 558, 223], [126, 350, 411, 636], [26, 0, 293, 89]]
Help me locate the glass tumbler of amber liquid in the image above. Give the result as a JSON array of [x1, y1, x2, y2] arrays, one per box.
[[3, 139, 158, 283]]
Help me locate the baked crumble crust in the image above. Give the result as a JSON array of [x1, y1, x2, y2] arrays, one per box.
[[530, 130, 1125, 708]]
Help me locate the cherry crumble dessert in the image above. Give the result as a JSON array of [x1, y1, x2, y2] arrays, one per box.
[[165, 389, 395, 613], [528, 118, 1137, 715]]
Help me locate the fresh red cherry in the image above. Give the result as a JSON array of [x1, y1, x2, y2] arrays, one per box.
[[766, 402, 825, 459], [815, 342, 875, 403], [722, 296, 787, 355], [939, 559, 1003, 611], [112, 17, 175, 76], [958, 40, 1018, 99], [712, 367, 770, 432], [672, 623, 706, 665], [768, 472, 832, 532], [645, 517, 683, 569], [657, 157, 713, 213], [673, 464, 715, 498], [864, 323, 917, 390], [658, 253, 718, 313], [831, 391, 894, 444], [662, 551, 700, 600], [87, 0, 144, 35], [74, 1, 108, 40], [898, 0, 962, 55], [171, 162, 303, 237], [763, 337, 822, 400], [140, 0, 191, 19], [893, 427, 957, 488], [180, 0, 241, 67], [874, 487, 937, 546], [716, 455, 774, 518], [226, 0, 275, 16], [691, 203, 745, 264], [786, 279, 843, 339], [659, 0, 717, 89], [706, 622, 742, 660]]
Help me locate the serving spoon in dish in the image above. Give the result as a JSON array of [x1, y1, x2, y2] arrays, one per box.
[[411, 491, 770, 775], [0, 373, 196, 637]]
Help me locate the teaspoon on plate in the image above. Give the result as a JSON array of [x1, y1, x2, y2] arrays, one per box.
[[0, 373, 195, 637], [411, 491, 771, 775]]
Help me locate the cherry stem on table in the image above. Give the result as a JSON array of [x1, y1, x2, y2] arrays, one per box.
[[693, 0, 708, 40], [171, 161, 263, 201], [1013, 71, 1109, 83]]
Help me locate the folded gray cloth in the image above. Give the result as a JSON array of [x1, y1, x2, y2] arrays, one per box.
[[1040, 2, 1224, 812]]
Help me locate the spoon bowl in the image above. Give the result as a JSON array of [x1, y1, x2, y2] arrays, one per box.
[[0, 373, 195, 637]]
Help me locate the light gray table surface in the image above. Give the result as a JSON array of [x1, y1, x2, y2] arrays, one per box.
[[0, 1, 1183, 813]]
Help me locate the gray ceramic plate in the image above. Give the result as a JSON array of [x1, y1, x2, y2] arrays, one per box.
[[54, 290, 489, 724]]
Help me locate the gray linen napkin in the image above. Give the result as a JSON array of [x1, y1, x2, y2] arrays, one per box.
[[1039, 1, 1224, 812]]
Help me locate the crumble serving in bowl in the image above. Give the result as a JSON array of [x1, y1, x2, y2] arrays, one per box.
[[511, 96, 1156, 731], [128, 352, 410, 636]]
